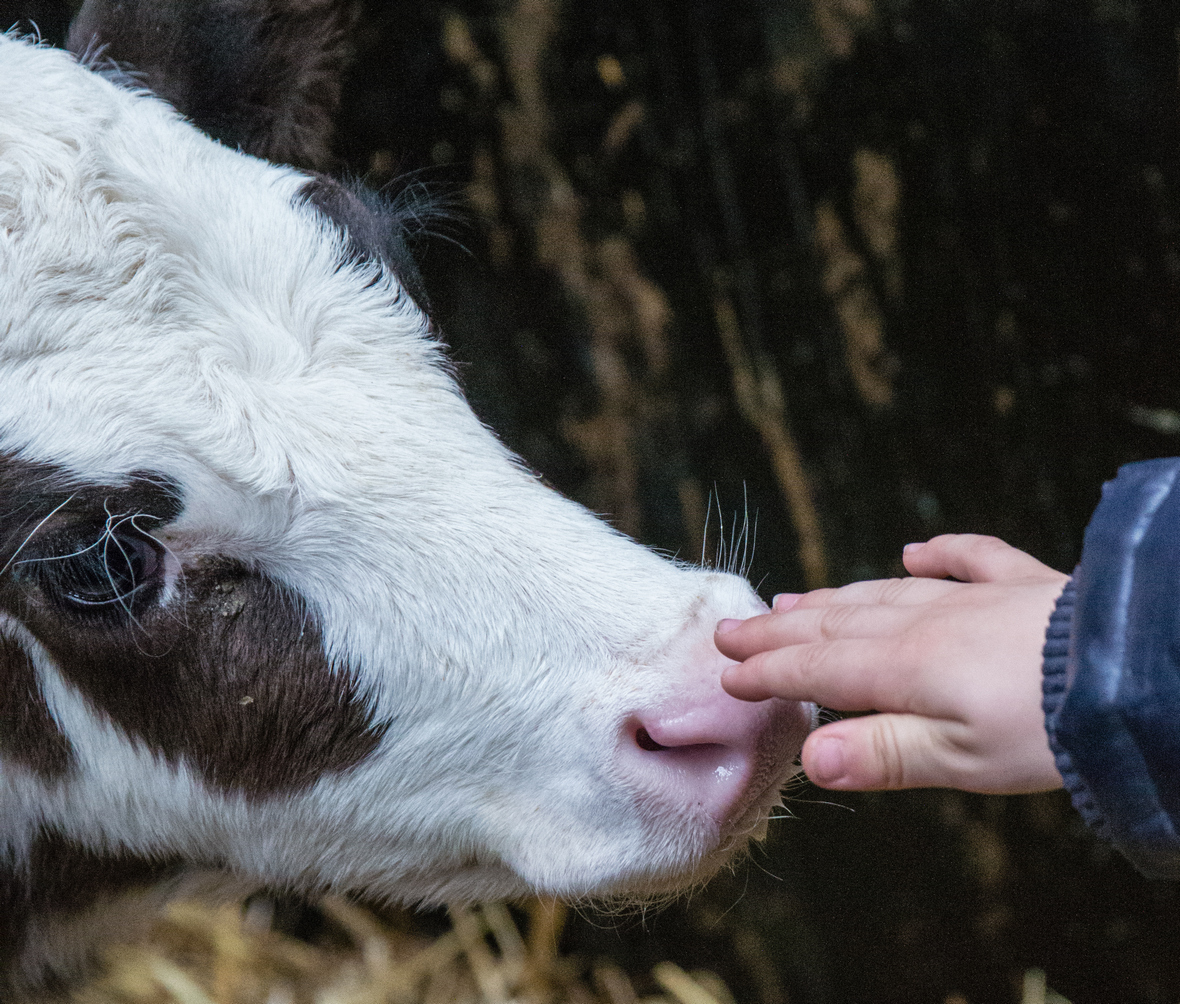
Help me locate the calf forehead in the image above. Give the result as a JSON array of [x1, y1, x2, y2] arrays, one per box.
[[0, 35, 443, 490]]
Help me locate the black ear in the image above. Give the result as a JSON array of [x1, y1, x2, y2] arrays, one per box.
[[300, 174, 442, 312], [66, 0, 360, 171]]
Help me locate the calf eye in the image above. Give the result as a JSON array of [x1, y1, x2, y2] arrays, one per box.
[[23, 528, 165, 616]]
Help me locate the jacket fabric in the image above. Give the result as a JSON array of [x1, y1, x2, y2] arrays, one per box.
[[1043, 457, 1180, 880]]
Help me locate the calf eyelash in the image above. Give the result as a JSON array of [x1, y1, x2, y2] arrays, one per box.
[[0, 493, 79, 579]]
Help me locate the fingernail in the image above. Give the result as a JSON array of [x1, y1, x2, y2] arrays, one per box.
[[903, 542, 925, 554], [772, 593, 802, 611], [807, 735, 847, 786], [715, 618, 742, 635]]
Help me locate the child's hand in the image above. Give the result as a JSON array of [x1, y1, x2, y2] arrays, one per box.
[[715, 534, 1069, 794]]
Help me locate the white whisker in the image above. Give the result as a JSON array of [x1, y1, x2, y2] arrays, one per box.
[[0, 492, 77, 577]]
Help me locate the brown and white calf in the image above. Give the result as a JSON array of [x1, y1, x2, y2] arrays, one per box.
[[0, 1, 812, 993]]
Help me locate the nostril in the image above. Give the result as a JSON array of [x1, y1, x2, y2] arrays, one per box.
[[624, 713, 761, 827], [635, 726, 672, 752]]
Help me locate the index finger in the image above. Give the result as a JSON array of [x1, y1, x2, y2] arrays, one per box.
[[791, 575, 962, 611], [716, 601, 916, 662], [721, 635, 919, 712]]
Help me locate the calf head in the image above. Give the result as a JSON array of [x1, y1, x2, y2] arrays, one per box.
[[0, 2, 812, 991]]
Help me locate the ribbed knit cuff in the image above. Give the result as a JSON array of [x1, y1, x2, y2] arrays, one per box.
[[1041, 577, 1112, 841]]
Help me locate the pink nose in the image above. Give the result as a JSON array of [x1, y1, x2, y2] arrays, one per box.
[[619, 687, 810, 828]]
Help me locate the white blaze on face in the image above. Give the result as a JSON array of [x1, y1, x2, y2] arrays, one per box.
[[0, 32, 812, 910]]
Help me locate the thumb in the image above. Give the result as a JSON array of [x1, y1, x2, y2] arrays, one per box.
[[801, 715, 962, 791], [902, 533, 1057, 584]]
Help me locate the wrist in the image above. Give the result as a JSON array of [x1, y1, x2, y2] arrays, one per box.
[[1042, 577, 1108, 834]]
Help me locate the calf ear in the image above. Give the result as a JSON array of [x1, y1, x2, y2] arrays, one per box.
[[66, 0, 360, 171]]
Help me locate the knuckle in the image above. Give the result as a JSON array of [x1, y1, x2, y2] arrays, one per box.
[[970, 533, 1004, 552], [892, 625, 940, 687], [795, 640, 829, 684], [876, 576, 911, 605], [965, 534, 1006, 563], [870, 717, 908, 789], [818, 603, 855, 641], [795, 587, 838, 609], [899, 618, 936, 658], [925, 533, 960, 551], [934, 532, 990, 554]]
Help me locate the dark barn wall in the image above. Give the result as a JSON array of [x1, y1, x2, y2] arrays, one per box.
[[329, 0, 1180, 598], [4, 2, 1180, 1001]]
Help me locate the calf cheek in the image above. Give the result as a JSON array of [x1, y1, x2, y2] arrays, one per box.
[[14, 561, 387, 798]]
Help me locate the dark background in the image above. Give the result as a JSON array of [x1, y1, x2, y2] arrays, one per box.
[[5, 1, 1180, 1001]]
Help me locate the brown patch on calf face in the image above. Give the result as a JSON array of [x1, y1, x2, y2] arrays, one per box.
[[0, 452, 386, 798], [24, 559, 387, 796], [0, 633, 74, 781]]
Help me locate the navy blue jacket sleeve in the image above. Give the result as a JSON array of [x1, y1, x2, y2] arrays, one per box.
[[1043, 457, 1180, 879]]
